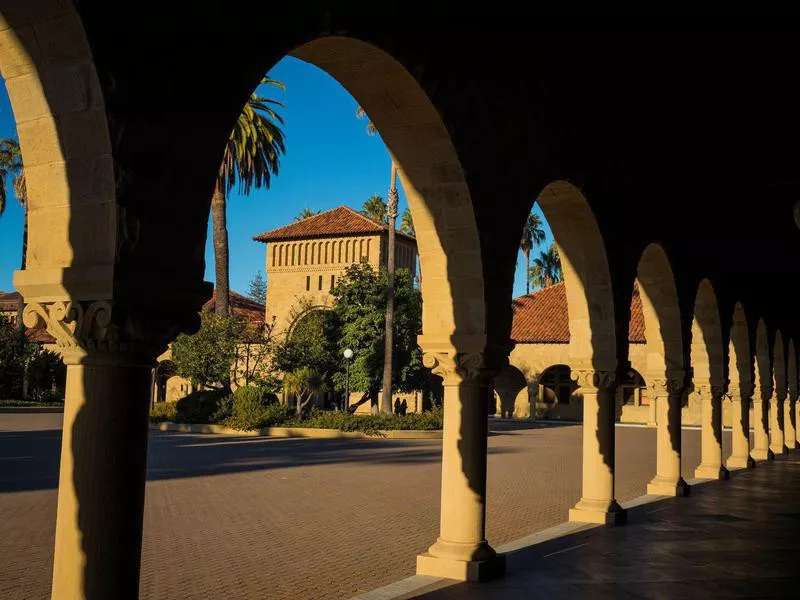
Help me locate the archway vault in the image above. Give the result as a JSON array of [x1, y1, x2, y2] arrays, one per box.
[[535, 180, 616, 372], [290, 37, 486, 359], [1, 4, 117, 304], [690, 279, 725, 388], [635, 243, 685, 381], [728, 302, 753, 397]]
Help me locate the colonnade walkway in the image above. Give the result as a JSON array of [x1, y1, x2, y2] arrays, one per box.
[[409, 453, 800, 599]]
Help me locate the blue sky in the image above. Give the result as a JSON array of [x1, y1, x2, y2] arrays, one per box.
[[0, 57, 551, 300]]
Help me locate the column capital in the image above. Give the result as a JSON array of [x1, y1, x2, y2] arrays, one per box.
[[759, 383, 774, 402], [775, 387, 788, 402], [571, 369, 616, 393], [22, 299, 179, 366], [647, 371, 686, 399], [422, 351, 488, 386], [695, 378, 727, 400]]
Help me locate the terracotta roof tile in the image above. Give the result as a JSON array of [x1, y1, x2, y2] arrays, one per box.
[[511, 282, 645, 344], [253, 205, 416, 243], [203, 290, 265, 325]]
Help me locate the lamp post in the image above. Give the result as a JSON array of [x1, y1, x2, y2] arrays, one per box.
[[343, 348, 354, 412]]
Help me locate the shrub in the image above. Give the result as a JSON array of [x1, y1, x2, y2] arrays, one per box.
[[150, 401, 178, 423], [175, 390, 228, 424], [230, 385, 271, 430], [226, 401, 293, 431]]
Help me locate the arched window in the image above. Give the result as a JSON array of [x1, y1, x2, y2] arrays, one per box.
[[271, 245, 276, 267], [365, 239, 371, 262], [538, 365, 575, 404], [337, 240, 343, 263]]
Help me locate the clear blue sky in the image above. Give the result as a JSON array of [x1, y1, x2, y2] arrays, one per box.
[[0, 57, 551, 300]]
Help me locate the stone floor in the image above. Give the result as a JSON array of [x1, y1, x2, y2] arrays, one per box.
[[0, 413, 727, 599], [415, 452, 800, 599]]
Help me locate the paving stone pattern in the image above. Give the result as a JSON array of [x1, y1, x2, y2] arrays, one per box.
[[1, 414, 717, 599], [419, 451, 800, 599]]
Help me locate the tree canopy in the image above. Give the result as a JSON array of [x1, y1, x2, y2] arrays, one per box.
[[361, 195, 387, 224], [529, 243, 563, 289], [247, 271, 267, 305]]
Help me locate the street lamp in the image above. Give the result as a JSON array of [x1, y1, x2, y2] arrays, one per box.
[[343, 348, 354, 412]]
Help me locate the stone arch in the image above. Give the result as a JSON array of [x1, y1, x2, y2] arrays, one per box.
[[755, 318, 772, 398], [728, 302, 753, 397], [493, 364, 528, 419], [690, 279, 725, 388], [789, 338, 798, 397], [536, 181, 616, 372], [774, 331, 786, 398], [0, 4, 117, 305], [290, 37, 485, 355], [635, 243, 685, 381]]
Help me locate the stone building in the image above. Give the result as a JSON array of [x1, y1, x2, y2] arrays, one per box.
[[496, 283, 752, 429], [253, 205, 417, 340], [5, 9, 800, 594]]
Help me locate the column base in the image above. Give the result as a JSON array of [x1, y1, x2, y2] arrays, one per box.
[[416, 553, 505, 582], [568, 499, 627, 526], [787, 440, 800, 451], [646, 420, 657, 429], [751, 448, 774, 461], [770, 444, 786, 456], [647, 476, 691, 497], [726, 455, 755, 470], [694, 464, 730, 480]]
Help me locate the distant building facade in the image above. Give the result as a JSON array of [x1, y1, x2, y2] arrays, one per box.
[[254, 206, 417, 340]]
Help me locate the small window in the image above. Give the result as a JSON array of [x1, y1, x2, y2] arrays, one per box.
[[330, 275, 335, 290], [318, 275, 323, 290], [306, 276, 310, 291]]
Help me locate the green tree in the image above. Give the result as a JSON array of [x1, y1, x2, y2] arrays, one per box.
[[172, 312, 246, 391], [326, 262, 428, 412], [0, 138, 28, 325], [400, 208, 415, 236], [529, 243, 563, 289], [520, 210, 546, 295], [213, 77, 286, 316], [361, 194, 387, 224], [295, 207, 319, 221], [284, 366, 328, 417], [0, 315, 34, 399], [273, 309, 337, 377], [247, 271, 267, 305], [356, 105, 401, 414]]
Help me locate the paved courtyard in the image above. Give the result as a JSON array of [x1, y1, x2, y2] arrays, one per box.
[[0, 413, 721, 599]]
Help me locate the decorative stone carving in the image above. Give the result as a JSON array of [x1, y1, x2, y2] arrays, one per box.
[[648, 373, 686, 399], [423, 351, 485, 385], [22, 299, 169, 364], [571, 369, 616, 393]]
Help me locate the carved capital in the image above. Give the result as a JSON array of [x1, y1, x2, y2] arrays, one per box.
[[648, 374, 685, 399], [571, 369, 616, 393], [775, 387, 788, 402], [22, 300, 173, 365], [423, 351, 486, 385], [759, 383, 773, 402]]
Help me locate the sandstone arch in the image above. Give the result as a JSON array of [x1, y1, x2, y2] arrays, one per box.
[[636, 243, 688, 497], [752, 318, 773, 461], [726, 302, 755, 469], [689, 279, 727, 479], [770, 330, 787, 454], [788, 338, 799, 449]]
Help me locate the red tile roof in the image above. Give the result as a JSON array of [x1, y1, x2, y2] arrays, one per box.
[[253, 205, 416, 243], [203, 290, 265, 325], [0, 290, 20, 312], [511, 282, 646, 344]]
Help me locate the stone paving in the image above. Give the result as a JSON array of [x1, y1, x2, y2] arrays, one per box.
[[417, 451, 800, 599], [0, 413, 719, 600]]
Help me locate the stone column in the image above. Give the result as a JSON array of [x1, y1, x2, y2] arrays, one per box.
[[694, 380, 730, 480], [646, 393, 657, 428], [568, 369, 626, 525], [23, 301, 161, 600], [726, 386, 755, 469], [416, 348, 504, 582], [751, 386, 773, 461], [769, 388, 787, 455], [647, 375, 690, 496], [786, 386, 798, 451]]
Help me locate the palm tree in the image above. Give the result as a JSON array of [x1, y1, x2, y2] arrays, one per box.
[[285, 366, 328, 417], [294, 207, 318, 221], [400, 208, 415, 236], [520, 210, 546, 294], [213, 77, 286, 315], [361, 194, 387, 223], [529, 243, 563, 289], [357, 105, 397, 414], [0, 138, 27, 326]]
